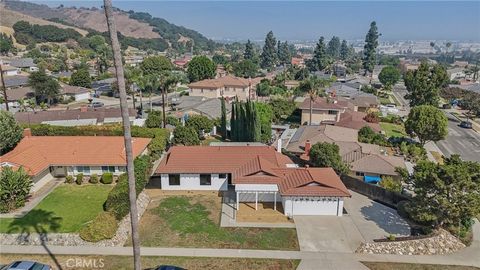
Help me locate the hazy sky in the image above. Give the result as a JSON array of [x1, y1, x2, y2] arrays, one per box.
[[35, 1, 480, 41]]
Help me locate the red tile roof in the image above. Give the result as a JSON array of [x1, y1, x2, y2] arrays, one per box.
[[156, 146, 349, 197], [0, 136, 151, 176]]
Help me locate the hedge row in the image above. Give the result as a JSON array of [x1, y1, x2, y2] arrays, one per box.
[[104, 155, 152, 220], [24, 124, 169, 157]]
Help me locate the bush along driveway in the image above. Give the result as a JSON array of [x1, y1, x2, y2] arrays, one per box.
[[132, 195, 299, 250]]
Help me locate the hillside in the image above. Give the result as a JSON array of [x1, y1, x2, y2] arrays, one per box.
[[3, 0, 215, 51], [0, 3, 88, 36]]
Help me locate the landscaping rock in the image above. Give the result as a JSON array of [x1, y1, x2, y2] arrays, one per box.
[[0, 191, 150, 247], [356, 229, 465, 255]]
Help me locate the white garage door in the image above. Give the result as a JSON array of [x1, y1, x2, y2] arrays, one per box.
[[291, 198, 339, 216]]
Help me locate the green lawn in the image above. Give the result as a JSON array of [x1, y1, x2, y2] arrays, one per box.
[[0, 254, 300, 270], [380, 122, 406, 138], [134, 195, 299, 250], [0, 185, 112, 233]]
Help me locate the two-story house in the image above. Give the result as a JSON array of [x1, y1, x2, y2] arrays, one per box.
[[188, 75, 261, 101]]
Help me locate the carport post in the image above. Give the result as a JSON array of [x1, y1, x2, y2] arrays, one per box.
[[236, 191, 239, 220], [274, 192, 277, 211], [255, 191, 258, 210]]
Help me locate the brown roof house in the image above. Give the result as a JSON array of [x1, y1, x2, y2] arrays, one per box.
[[299, 96, 380, 132], [285, 125, 405, 180], [60, 83, 91, 101], [188, 75, 262, 101], [155, 146, 350, 217], [0, 131, 150, 185]]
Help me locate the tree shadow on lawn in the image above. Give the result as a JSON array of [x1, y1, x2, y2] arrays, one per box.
[[360, 204, 411, 238], [8, 209, 63, 270]]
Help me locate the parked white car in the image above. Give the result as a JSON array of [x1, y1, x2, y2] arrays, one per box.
[[380, 104, 399, 115]]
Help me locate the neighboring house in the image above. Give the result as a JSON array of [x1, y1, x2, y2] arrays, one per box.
[[454, 83, 480, 94], [4, 75, 29, 88], [14, 107, 137, 126], [155, 146, 350, 217], [172, 96, 232, 120], [188, 75, 261, 101], [332, 64, 347, 78], [3, 86, 35, 110], [299, 96, 380, 131], [1, 65, 20, 76], [447, 68, 466, 81], [291, 57, 305, 68], [9, 58, 37, 72], [125, 55, 144, 67], [0, 131, 151, 183], [284, 125, 404, 181], [327, 83, 363, 98], [284, 80, 300, 90], [60, 84, 91, 101]]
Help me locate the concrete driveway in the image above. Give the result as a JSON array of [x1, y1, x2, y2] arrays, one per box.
[[344, 191, 411, 241], [294, 190, 410, 253], [294, 215, 363, 253]]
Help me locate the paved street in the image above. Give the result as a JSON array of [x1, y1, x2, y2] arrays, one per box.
[[436, 113, 480, 162]]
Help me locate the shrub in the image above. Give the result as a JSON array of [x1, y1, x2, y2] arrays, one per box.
[[76, 173, 84, 185], [101, 173, 113, 184], [65, 175, 74, 184], [0, 167, 32, 213], [358, 126, 389, 146], [145, 111, 162, 128], [89, 174, 99, 184], [379, 176, 402, 193], [105, 155, 152, 220], [79, 211, 118, 242], [364, 112, 380, 123]]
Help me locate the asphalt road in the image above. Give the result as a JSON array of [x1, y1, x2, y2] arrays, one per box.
[[436, 113, 480, 162]]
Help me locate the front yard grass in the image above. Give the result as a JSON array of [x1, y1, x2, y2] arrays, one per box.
[[0, 185, 112, 233], [362, 262, 478, 270], [0, 254, 300, 270], [133, 195, 299, 250], [380, 122, 406, 138]]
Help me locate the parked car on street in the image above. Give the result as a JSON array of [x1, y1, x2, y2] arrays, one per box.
[[460, 121, 473, 129], [89, 101, 105, 108], [1, 261, 51, 270]]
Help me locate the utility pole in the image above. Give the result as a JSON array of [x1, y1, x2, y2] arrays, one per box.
[[0, 64, 9, 111]]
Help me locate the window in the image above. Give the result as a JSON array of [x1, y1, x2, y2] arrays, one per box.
[[356, 172, 365, 176], [219, 173, 227, 179], [200, 174, 211, 185], [117, 166, 126, 172], [102, 166, 116, 173], [76, 166, 90, 174], [169, 174, 180, 185], [328, 110, 337, 115]]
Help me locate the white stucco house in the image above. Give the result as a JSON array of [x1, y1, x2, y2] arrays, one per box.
[[155, 146, 350, 217]]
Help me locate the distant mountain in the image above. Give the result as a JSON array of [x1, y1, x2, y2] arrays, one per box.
[[3, 0, 216, 51]]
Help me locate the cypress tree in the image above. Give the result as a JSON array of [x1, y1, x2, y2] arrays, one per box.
[[230, 101, 237, 141], [363, 21, 380, 78], [260, 31, 277, 71], [220, 97, 227, 140]]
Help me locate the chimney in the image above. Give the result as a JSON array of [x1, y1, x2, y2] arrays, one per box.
[[80, 106, 88, 113], [304, 140, 311, 156], [276, 139, 282, 153], [23, 128, 32, 137]]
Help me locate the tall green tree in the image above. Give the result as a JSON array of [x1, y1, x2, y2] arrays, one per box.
[[299, 77, 330, 125], [233, 59, 258, 78], [405, 105, 448, 146], [0, 111, 23, 155], [244, 39, 255, 60], [309, 142, 348, 174], [70, 68, 92, 88], [362, 21, 380, 78], [28, 69, 60, 105], [404, 61, 448, 107], [187, 55, 216, 82], [173, 126, 200, 146], [340, 39, 350, 60], [230, 100, 263, 142], [406, 155, 480, 229], [307, 37, 330, 72], [277, 41, 291, 66], [260, 31, 277, 71], [140, 55, 172, 75], [220, 97, 227, 140], [378, 66, 401, 90], [0, 33, 14, 55], [327, 36, 341, 59]]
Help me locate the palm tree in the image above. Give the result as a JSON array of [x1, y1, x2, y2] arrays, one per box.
[[17, 98, 27, 112], [158, 71, 179, 128], [300, 77, 330, 125], [103, 1, 141, 269]]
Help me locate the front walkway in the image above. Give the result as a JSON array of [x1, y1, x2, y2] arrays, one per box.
[[0, 178, 63, 218]]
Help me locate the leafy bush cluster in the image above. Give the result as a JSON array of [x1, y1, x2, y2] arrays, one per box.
[[379, 176, 402, 192], [0, 167, 32, 213], [358, 126, 389, 146], [79, 211, 118, 242], [101, 173, 113, 184], [76, 173, 84, 185], [104, 155, 152, 220], [145, 111, 163, 128], [398, 141, 427, 162], [89, 174, 99, 184]]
